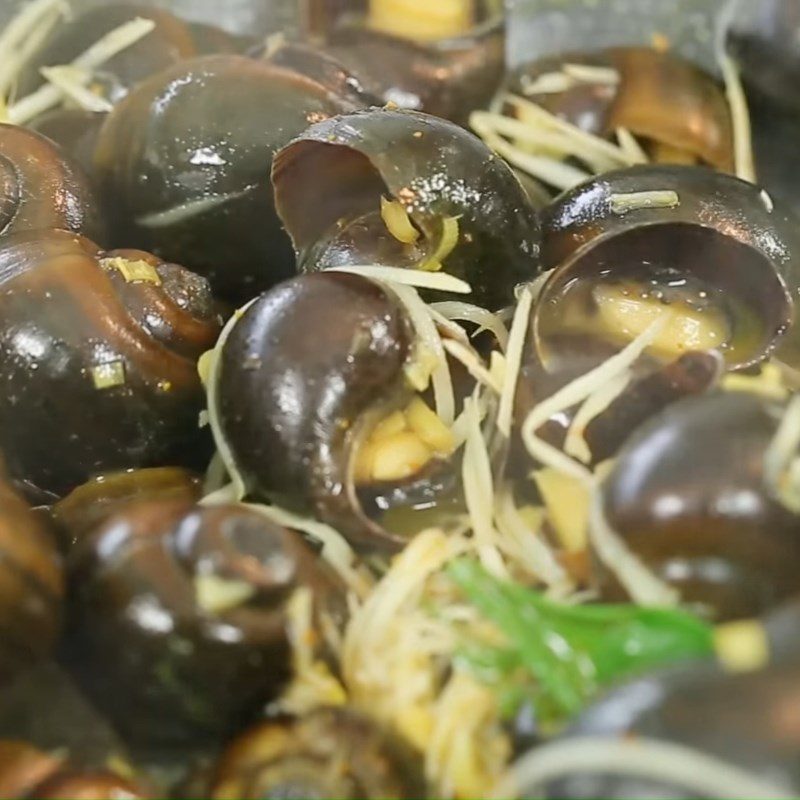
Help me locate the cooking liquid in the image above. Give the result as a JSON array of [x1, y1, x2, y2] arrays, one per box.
[[539, 266, 765, 365]]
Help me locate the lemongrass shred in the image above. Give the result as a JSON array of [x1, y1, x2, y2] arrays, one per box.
[[615, 127, 650, 164], [39, 65, 113, 112], [430, 301, 510, 351], [419, 215, 460, 272], [521, 70, 575, 95], [261, 31, 286, 59], [490, 351, 507, 392], [609, 190, 680, 214], [381, 196, 420, 244], [443, 339, 503, 394], [279, 587, 348, 715], [199, 483, 240, 507], [343, 528, 466, 705], [494, 485, 572, 592], [328, 264, 470, 294], [462, 396, 507, 578], [426, 305, 472, 346], [521, 316, 669, 482], [390, 282, 457, 426], [8, 17, 157, 124], [497, 285, 533, 438], [472, 123, 592, 191], [0, 0, 65, 101], [473, 110, 604, 163], [562, 62, 620, 85], [564, 370, 631, 464], [505, 93, 636, 165], [527, 267, 555, 304], [450, 391, 488, 449], [202, 299, 259, 502], [499, 736, 794, 800], [588, 488, 679, 607], [427, 672, 511, 800], [202, 451, 229, 495], [719, 52, 756, 183]]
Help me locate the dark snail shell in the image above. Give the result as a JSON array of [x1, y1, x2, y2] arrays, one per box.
[[63, 500, 347, 744], [93, 54, 362, 305], [0, 230, 220, 498], [259, 39, 380, 108], [731, 6, 800, 218], [216, 271, 438, 552], [0, 740, 150, 800], [0, 125, 105, 243], [512, 349, 723, 472], [16, 4, 199, 102], [302, 0, 503, 125], [595, 392, 800, 621], [186, 21, 256, 57], [727, 0, 800, 112], [51, 467, 203, 550], [533, 165, 800, 372], [272, 108, 541, 310], [547, 657, 800, 799], [28, 111, 106, 185], [318, 14, 504, 127], [0, 474, 63, 685], [507, 47, 733, 170], [582, 351, 723, 464], [748, 93, 800, 220], [0, 662, 131, 779], [210, 708, 425, 800]]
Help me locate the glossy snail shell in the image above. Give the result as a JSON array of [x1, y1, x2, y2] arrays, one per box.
[[0, 125, 105, 243], [0, 230, 220, 498], [64, 500, 347, 743]]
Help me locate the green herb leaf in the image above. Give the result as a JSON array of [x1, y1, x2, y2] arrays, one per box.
[[447, 558, 714, 721]]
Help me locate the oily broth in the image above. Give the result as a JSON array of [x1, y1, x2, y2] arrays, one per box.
[[538, 265, 767, 365]]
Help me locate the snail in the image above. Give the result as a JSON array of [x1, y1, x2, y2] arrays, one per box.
[[16, 3, 249, 104], [0, 469, 62, 685], [0, 124, 105, 243], [209, 708, 425, 799], [272, 107, 541, 310], [257, 38, 380, 108], [51, 467, 203, 550], [0, 229, 220, 498], [505, 47, 734, 170], [532, 165, 800, 373], [595, 391, 800, 621], [304, 0, 504, 126], [93, 54, 364, 304], [727, 0, 800, 113], [545, 655, 800, 799], [214, 271, 464, 552], [63, 500, 347, 744]]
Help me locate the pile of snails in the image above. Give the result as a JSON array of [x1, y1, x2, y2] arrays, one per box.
[[1, 0, 800, 797]]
